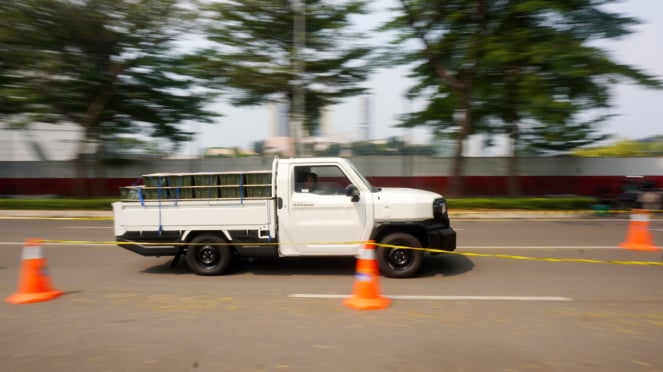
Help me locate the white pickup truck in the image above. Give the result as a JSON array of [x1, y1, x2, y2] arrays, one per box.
[[112, 157, 456, 278]]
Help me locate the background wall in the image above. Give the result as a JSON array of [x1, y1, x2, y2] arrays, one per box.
[[1, 156, 662, 197]]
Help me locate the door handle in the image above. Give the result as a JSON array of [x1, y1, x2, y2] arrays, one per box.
[[277, 197, 283, 209]]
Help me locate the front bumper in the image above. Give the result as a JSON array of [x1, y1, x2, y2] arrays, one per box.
[[425, 222, 457, 252]]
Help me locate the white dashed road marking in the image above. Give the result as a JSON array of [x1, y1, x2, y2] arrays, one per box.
[[289, 294, 572, 301]]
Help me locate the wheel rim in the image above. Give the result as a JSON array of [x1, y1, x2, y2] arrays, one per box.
[[199, 245, 218, 266], [388, 248, 412, 270]]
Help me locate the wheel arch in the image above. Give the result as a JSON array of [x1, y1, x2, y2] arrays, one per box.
[[183, 230, 233, 248], [371, 223, 428, 247]]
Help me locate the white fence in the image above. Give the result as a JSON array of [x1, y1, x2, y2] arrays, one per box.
[[1, 156, 662, 178]]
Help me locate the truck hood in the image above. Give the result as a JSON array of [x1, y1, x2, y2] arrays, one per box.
[[371, 187, 441, 221]]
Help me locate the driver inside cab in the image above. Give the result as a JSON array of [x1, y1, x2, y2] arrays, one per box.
[[299, 172, 318, 193]]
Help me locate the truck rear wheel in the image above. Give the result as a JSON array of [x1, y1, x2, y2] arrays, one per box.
[[186, 234, 233, 275], [377, 232, 424, 278]]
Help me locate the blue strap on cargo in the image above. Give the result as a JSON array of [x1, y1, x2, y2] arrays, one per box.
[[172, 176, 180, 207], [131, 176, 146, 206], [151, 176, 164, 235], [157, 198, 163, 235]]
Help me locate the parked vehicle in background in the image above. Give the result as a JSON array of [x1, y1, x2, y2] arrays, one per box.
[[616, 176, 662, 210]]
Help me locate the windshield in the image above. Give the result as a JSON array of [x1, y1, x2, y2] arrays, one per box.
[[348, 162, 380, 192]]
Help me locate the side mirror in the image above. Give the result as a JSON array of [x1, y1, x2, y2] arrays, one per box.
[[345, 184, 360, 202]]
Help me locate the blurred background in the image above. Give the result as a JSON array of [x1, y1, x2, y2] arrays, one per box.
[[1, 0, 661, 201]]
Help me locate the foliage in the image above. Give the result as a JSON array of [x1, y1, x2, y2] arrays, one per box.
[[313, 143, 343, 157], [100, 137, 167, 159], [193, 0, 373, 139], [383, 0, 662, 194], [474, 1, 660, 155], [388, 0, 660, 148], [0, 198, 118, 210], [447, 197, 595, 210], [573, 138, 663, 157], [384, 0, 486, 192], [0, 0, 220, 158], [253, 141, 266, 157], [347, 138, 436, 156], [351, 141, 389, 156]]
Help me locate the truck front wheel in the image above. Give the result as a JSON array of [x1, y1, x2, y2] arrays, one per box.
[[186, 234, 233, 275], [377, 232, 424, 278]]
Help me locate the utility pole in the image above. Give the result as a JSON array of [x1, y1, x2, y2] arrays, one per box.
[[291, 0, 305, 157]]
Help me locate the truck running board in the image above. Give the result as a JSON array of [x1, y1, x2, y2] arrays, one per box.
[[117, 238, 179, 257]]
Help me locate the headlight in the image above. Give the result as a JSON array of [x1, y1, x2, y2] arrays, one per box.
[[433, 198, 447, 219]]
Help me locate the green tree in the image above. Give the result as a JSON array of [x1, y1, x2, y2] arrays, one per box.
[[476, 1, 660, 193], [314, 143, 342, 156], [573, 138, 663, 157], [384, 0, 489, 196], [385, 0, 661, 196], [0, 0, 219, 165], [253, 141, 266, 157], [195, 0, 373, 155]]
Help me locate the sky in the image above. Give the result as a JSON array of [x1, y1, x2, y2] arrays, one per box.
[[179, 0, 663, 156]]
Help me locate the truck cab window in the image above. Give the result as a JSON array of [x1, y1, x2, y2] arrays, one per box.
[[295, 165, 350, 195]]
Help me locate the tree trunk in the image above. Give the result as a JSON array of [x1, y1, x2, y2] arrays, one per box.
[[72, 72, 117, 196], [73, 133, 89, 197], [449, 103, 472, 197], [506, 153, 521, 196], [506, 121, 522, 196], [449, 139, 465, 197]]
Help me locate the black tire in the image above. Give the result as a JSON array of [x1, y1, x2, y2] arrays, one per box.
[[186, 234, 233, 275], [377, 232, 424, 278]]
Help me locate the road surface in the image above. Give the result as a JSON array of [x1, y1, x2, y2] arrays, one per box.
[[0, 215, 661, 371]]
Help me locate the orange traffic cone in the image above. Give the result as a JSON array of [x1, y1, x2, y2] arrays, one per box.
[[343, 240, 390, 310], [620, 210, 660, 252], [6, 238, 63, 304]]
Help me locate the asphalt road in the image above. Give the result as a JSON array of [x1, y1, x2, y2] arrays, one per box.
[[1, 216, 662, 372]]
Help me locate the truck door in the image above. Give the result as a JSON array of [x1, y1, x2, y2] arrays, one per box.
[[277, 163, 371, 255]]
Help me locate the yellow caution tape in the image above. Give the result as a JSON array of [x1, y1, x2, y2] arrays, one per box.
[[0, 216, 113, 221], [36, 239, 663, 267], [376, 243, 663, 266]]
